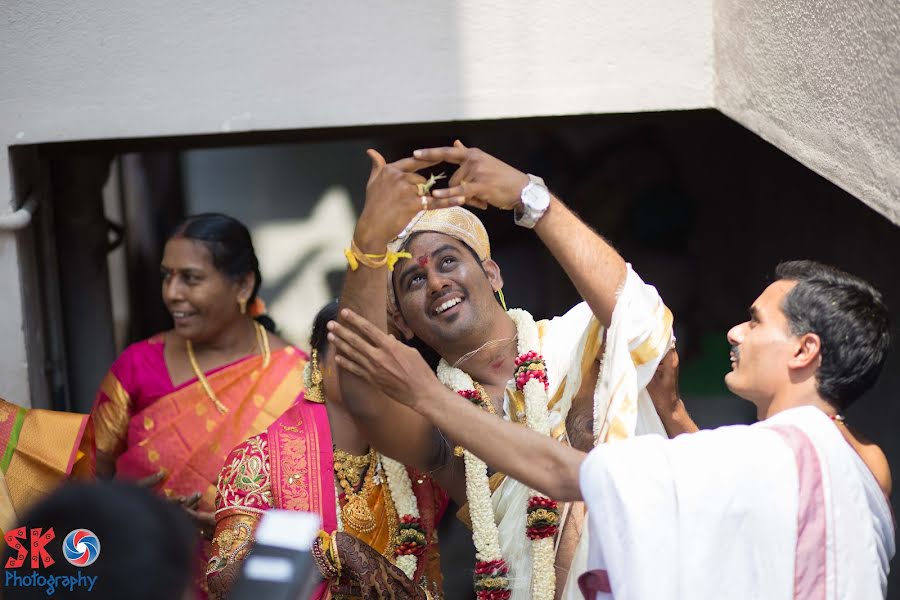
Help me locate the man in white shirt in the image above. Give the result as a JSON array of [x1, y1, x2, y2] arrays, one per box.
[[330, 260, 894, 599]]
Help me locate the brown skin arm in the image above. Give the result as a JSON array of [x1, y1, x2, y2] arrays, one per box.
[[338, 150, 468, 500], [646, 349, 699, 437], [330, 309, 586, 502], [418, 141, 627, 326]]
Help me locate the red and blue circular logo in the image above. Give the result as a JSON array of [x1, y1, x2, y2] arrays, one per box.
[[62, 529, 101, 567]]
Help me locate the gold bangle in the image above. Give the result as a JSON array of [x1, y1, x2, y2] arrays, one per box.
[[329, 531, 342, 574]]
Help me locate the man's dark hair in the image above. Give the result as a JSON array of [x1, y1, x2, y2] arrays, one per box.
[[3, 481, 197, 599], [775, 260, 890, 410]]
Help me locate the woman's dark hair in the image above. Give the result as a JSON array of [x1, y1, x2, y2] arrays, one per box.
[[170, 213, 276, 331], [310, 300, 341, 357], [3, 481, 197, 600], [775, 260, 891, 410]]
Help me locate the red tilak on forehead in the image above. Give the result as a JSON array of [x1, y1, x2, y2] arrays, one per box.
[[417, 256, 429, 266]]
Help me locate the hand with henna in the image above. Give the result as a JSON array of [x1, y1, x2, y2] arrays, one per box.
[[330, 531, 426, 599], [207, 562, 241, 600]]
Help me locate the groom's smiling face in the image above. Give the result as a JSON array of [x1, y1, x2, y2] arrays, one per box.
[[391, 232, 503, 354]]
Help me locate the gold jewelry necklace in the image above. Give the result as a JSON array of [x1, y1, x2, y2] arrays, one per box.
[[334, 447, 379, 534], [451, 335, 517, 369], [186, 321, 272, 414], [333, 446, 373, 489]]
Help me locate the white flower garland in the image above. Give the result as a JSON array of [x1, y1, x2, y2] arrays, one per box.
[[332, 453, 423, 581], [439, 308, 557, 599], [436, 362, 505, 562], [509, 310, 557, 600], [382, 456, 421, 579]]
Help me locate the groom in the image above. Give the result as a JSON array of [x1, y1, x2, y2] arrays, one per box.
[[333, 142, 693, 598]]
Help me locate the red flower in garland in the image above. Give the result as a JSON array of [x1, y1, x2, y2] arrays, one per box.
[[395, 515, 427, 557], [458, 389, 480, 401], [476, 587, 512, 598], [474, 559, 511, 599], [474, 559, 509, 575], [526, 495, 560, 540], [514, 351, 549, 391]]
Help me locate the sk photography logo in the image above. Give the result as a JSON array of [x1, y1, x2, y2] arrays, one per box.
[[62, 529, 100, 567], [5, 527, 100, 595]]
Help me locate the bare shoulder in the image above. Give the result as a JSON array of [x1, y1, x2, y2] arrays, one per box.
[[843, 425, 892, 497]]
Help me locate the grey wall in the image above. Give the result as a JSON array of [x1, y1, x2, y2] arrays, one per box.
[[715, 0, 900, 225]]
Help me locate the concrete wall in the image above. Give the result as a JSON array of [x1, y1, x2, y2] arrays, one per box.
[[714, 0, 900, 225], [0, 0, 713, 406]]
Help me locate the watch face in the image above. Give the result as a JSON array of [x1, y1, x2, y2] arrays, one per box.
[[524, 184, 550, 210]]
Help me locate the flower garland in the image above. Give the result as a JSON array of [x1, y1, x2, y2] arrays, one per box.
[[438, 308, 559, 600], [437, 362, 511, 600], [382, 456, 426, 579], [328, 452, 425, 581]]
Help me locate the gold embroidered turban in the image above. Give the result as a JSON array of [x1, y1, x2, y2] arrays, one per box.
[[395, 207, 490, 260], [387, 207, 491, 308]]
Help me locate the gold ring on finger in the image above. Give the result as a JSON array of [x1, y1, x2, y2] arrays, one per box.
[[416, 182, 428, 196]]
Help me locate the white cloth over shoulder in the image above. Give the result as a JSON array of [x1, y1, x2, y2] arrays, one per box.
[[492, 264, 673, 599], [579, 406, 895, 599]]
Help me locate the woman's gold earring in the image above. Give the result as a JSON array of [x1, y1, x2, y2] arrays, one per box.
[[305, 349, 325, 403], [238, 299, 247, 315]]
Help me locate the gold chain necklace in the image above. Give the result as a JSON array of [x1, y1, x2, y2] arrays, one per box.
[[334, 447, 379, 534], [186, 321, 271, 414]]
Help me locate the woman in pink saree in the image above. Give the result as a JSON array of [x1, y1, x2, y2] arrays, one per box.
[[84, 213, 306, 598]]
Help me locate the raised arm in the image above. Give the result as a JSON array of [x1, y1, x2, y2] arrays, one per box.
[[338, 150, 463, 474], [330, 309, 586, 502], [418, 141, 626, 326]]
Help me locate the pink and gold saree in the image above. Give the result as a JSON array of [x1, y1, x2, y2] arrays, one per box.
[[86, 333, 307, 597]]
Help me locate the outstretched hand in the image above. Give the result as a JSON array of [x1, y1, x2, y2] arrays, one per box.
[[327, 308, 444, 412], [414, 140, 530, 211], [355, 150, 464, 251]]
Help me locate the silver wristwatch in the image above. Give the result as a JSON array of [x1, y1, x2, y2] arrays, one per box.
[[514, 174, 550, 229]]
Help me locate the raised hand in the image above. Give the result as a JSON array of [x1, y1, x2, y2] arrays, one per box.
[[354, 150, 464, 252], [327, 308, 445, 412], [646, 348, 699, 436], [414, 140, 530, 211]]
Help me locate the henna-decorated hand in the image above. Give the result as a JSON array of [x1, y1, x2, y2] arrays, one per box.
[[333, 531, 426, 599]]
